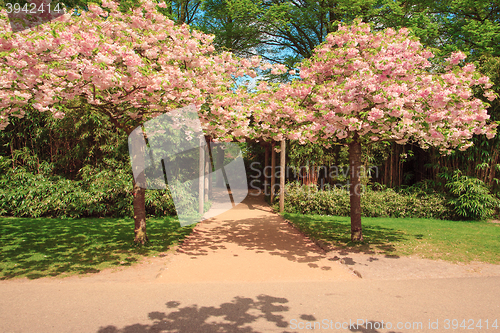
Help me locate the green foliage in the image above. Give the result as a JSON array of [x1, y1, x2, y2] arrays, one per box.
[[362, 188, 453, 219], [0, 104, 197, 219], [144, 188, 177, 217], [0, 106, 130, 180], [396, 180, 441, 196], [166, 179, 199, 215], [288, 141, 336, 171], [280, 182, 350, 216], [0, 155, 12, 174], [444, 170, 499, 220], [0, 161, 191, 219], [0, 167, 130, 218], [10, 147, 54, 176], [197, 0, 264, 56], [278, 182, 455, 220], [204, 199, 212, 213], [433, 0, 500, 60]]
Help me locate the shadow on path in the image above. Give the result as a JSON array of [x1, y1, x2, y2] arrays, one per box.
[[179, 192, 329, 264], [158, 190, 356, 282], [97, 294, 293, 333]]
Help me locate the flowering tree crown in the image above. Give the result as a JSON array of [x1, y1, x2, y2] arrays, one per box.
[[0, 0, 285, 141], [251, 20, 497, 152]]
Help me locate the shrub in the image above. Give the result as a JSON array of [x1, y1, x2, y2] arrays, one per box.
[[276, 182, 455, 220], [445, 171, 499, 220], [361, 187, 454, 219], [145, 189, 177, 217], [0, 165, 190, 218]]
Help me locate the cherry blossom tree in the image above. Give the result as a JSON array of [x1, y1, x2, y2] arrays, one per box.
[[0, 0, 266, 243], [251, 20, 498, 241]]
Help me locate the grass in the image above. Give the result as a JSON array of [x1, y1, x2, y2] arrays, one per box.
[[283, 213, 500, 264], [0, 216, 194, 280]]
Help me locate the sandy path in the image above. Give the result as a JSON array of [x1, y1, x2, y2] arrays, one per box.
[[155, 190, 357, 283]]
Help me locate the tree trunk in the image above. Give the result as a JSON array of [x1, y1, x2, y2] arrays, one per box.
[[349, 134, 363, 242], [199, 135, 204, 215], [383, 153, 389, 187], [132, 177, 148, 244], [264, 143, 270, 194], [389, 143, 394, 188], [270, 142, 276, 203], [399, 145, 404, 186], [204, 137, 210, 202], [279, 139, 286, 212], [301, 165, 319, 186], [206, 136, 213, 199], [179, 0, 188, 24], [489, 151, 498, 186], [215, 145, 225, 187], [128, 126, 149, 244]]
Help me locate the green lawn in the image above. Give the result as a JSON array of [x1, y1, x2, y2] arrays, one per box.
[[283, 213, 500, 264], [0, 216, 194, 280]]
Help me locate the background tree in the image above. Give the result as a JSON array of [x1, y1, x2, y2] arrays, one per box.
[[196, 0, 265, 58], [287, 141, 334, 186], [0, 103, 128, 179]]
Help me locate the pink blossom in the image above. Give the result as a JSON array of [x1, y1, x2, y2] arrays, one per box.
[[367, 107, 384, 121], [53, 111, 65, 119], [463, 63, 475, 72], [458, 90, 470, 99], [475, 113, 489, 121], [385, 28, 396, 37], [0, 0, 268, 143], [484, 90, 496, 101], [447, 51, 467, 65], [399, 27, 409, 36]]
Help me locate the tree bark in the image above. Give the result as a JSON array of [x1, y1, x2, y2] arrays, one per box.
[[389, 143, 394, 188], [206, 136, 213, 199], [349, 133, 363, 242], [199, 135, 204, 215], [489, 151, 498, 186], [270, 142, 276, 203], [279, 139, 286, 212], [301, 165, 318, 186], [179, 0, 188, 24], [264, 142, 270, 194], [127, 126, 149, 244], [204, 137, 210, 202], [132, 177, 148, 244], [215, 145, 225, 187]]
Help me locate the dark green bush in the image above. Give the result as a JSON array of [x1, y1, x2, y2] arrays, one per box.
[[0, 164, 188, 218], [144, 189, 177, 217], [276, 182, 455, 220], [361, 187, 454, 219]]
